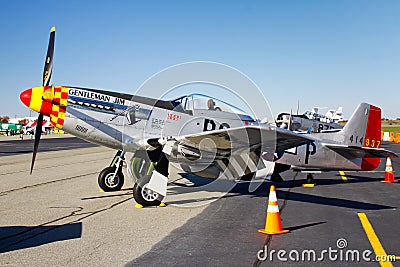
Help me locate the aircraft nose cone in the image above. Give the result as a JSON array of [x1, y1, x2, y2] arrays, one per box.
[[20, 88, 32, 107]]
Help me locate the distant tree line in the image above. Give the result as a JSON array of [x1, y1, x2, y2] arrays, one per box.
[[0, 116, 10, 123]]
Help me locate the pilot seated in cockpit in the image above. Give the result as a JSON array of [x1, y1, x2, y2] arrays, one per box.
[[207, 99, 221, 111]]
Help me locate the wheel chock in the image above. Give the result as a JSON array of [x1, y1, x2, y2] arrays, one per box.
[[99, 189, 105, 193], [302, 183, 315, 188], [135, 203, 166, 209]]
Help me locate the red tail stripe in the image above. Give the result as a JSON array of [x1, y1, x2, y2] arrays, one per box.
[[364, 105, 381, 148], [361, 105, 381, 171]]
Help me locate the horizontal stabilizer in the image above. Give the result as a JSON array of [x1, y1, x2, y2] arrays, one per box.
[[325, 144, 398, 159]]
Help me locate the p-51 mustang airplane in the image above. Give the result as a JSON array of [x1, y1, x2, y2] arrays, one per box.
[[20, 27, 397, 206], [276, 107, 344, 133]]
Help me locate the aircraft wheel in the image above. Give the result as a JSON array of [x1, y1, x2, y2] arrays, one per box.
[[129, 151, 156, 181], [133, 175, 163, 206], [98, 167, 124, 192]]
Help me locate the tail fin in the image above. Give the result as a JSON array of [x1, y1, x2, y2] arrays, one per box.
[[335, 106, 343, 117], [341, 103, 381, 148], [321, 103, 396, 171]]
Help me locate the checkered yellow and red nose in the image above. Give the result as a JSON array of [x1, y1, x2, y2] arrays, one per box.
[[20, 86, 68, 129]]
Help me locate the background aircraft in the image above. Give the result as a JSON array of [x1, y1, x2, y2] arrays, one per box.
[[276, 106, 344, 132], [20, 27, 397, 206]]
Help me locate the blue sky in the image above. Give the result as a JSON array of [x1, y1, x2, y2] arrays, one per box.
[[0, 0, 399, 119]]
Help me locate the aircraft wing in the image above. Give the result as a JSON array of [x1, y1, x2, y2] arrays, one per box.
[[175, 125, 313, 156], [325, 144, 398, 159]]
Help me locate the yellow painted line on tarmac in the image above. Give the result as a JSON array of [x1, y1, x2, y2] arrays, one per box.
[[339, 171, 348, 182], [357, 212, 393, 267]]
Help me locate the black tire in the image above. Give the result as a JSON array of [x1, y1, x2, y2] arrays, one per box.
[[98, 167, 124, 192], [133, 175, 163, 206]]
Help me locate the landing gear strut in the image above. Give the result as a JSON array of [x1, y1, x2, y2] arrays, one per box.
[[271, 163, 291, 182], [98, 150, 125, 192], [305, 174, 315, 184], [302, 173, 316, 187]]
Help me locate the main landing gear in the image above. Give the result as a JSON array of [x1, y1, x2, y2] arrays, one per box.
[[132, 150, 169, 207], [98, 150, 125, 192], [97, 149, 169, 207]]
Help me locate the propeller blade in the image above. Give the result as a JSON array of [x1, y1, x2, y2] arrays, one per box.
[[30, 114, 43, 174], [43, 26, 55, 86], [30, 27, 55, 174], [289, 109, 293, 131]]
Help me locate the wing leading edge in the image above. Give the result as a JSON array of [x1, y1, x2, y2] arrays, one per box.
[[175, 125, 314, 155]]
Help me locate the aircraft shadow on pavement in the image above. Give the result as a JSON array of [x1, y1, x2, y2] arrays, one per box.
[[241, 181, 394, 211], [79, 172, 394, 209], [277, 173, 384, 188], [0, 222, 82, 253], [166, 178, 393, 211], [174, 171, 387, 190], [172, 173, 216, 186], [274, 190, 392, 210]]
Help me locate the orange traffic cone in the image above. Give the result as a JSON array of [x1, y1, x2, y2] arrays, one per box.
[[258, 185, 290, 235], [382, 157, 397, 183], [389, 132, 395, 142]]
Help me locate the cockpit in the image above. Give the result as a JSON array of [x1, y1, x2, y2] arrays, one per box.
[[171, 94, 253, 119]]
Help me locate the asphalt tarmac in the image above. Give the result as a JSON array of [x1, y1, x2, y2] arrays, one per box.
[[129, 142, 400, 267], [0, 134, 97, 156], [0, 138, 399, 266]]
